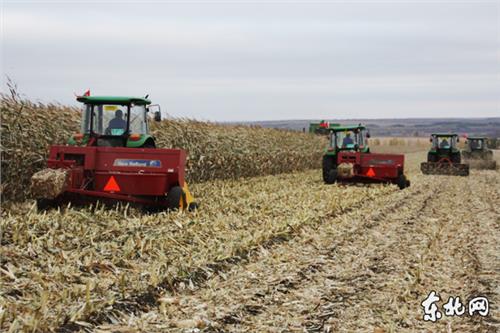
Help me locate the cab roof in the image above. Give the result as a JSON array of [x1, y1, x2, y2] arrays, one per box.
[[329, 124, 366, 132], [76, 96, 151, 105], [431, 133, 458, 137]]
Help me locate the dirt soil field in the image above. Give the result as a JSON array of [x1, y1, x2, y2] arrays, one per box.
[[1, 151, 499, 333]]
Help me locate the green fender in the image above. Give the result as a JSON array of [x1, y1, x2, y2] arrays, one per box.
[[126, 134, 155, 148], [67, 134, 90, 146]]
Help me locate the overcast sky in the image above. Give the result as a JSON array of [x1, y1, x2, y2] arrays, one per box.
[[1, 0, 499, 121]]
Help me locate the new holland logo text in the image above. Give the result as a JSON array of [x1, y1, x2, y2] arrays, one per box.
[[113, 159, 162, 168]]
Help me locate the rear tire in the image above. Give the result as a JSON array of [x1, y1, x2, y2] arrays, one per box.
[[451, 153, 461, 164], [322, 156, 337, 184], [166, 186, 183, 210], [36, 198, 56, 211], [397, 174, 409, 190], [142, 139, 156, 148]]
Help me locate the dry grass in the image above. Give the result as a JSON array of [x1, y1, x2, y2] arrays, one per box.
[[1, 93, 325, 201]]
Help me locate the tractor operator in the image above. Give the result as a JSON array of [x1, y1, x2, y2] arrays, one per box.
[[440, 138, 450, 149], [342, 132, 354, 146], [108, 109, 127, 131]]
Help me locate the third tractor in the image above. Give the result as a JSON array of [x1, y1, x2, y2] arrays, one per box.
[[462, 137, 497, 170], [420, 133, 469, 176]]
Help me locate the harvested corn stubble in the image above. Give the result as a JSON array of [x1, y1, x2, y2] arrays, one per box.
[[0, 169, 397, 332], [101, 168, 500, 333]]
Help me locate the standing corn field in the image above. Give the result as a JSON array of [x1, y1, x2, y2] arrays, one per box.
[[1, 94, 326, 202]]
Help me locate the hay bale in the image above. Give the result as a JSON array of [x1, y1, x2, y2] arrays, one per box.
[[30, 168, 69, 199], [337, 163, 354, 178]]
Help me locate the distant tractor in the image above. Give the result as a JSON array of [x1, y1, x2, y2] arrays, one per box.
[[421, 133, 469, 176], [31, 95, 197, 211], [322, 125, 410, 189], [309, 120, 340, 135], [462, 137, 497, 170]]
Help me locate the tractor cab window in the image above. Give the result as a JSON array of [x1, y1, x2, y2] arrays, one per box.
[[333, 130, 364, 149], [129, 104, 148, 134], [102, 105, 127, 135], [434, 136, 456, 149], [81, 104, 128, 135], [81, 104, 92, 134], [80, 104, 147, 136], [470, 139, 483, 150]]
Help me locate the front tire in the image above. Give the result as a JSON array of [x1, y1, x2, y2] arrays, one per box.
[[427, 152, 437, 162]]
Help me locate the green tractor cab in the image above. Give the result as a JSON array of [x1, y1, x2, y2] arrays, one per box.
[[309, 120, 340, 135], [321, 124, 410, 189], [421, 133, 469, 176], [323, 124, 370, 156], [69, 96, 162, 148], [462, 137, 496, 169]]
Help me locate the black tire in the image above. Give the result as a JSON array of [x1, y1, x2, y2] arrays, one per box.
[[397, 174, 409, 190], [142, 139, 156, 148], [322, 156, 337, 184], [188, 202, 199, 211], [427, 152, 437, 162], [166, 186, 183, 210], [36, 198, 56, 211], [451, 153, 461, 164]]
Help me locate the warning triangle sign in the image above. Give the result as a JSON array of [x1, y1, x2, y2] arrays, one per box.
[[366, 168, 376, 177], [104, 176, 121, 192]]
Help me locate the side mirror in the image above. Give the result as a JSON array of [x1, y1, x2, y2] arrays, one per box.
[[457, 137, 460, 142], [154, 111, 161, 122], [147, 104, 162, 122], [429, 137, 433, 142], [366, 132, 371, 138]]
